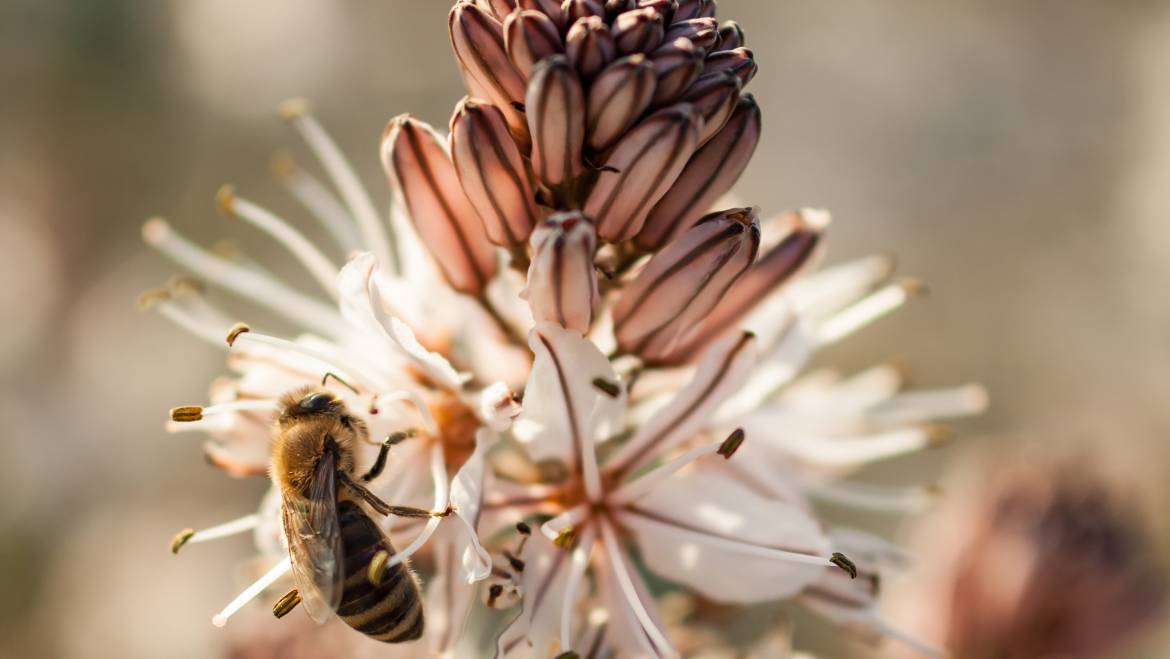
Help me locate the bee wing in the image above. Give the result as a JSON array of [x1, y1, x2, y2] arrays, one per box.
[[282, 448, 344, 623]]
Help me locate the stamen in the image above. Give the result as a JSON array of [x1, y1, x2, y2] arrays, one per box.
[[816, 280, 921, 346], [599, 520, 677, 657], [867, 385, 990, 424], [377, 443, 449, 572], [270, 150, 363, 253], [170, 406, 203, 422], [147, 297, 234, 348], [830, 552, 859, 579], [280, 98, 396, 271], [272, 589, 301, 619], [806, 481, 940, 514], [217, 185, 340, 298], [788, 254, 896, 321], [170, 400, 278, 424], [610, 440, 728, 506], [170, 514, 261, 554], [229, 330, 381, 393], [559, 526, 596, 654], [141, 217, 341, 337], [541, 505, 590, 545], [212, 556, 291, 627], [225, 322, 250, 347], [368, 550, 391, 586]]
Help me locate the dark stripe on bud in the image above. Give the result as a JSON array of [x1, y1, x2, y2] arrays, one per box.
[[702, 47, 757, 87]]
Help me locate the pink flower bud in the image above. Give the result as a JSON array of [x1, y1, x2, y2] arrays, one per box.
[[672, 0, 714, 22], [648, 37, 704, 105], [715, 20, 745, 51], [586, 54, 657, 151], [524, 211, 600, 332], [382, 114, 498, 295], [562, 0, 605, 24], [636, 93, 760, 250], [586, 104, 703, 243], [613, 207, 761, 360], [504, 9, 564, 79], [664, 209, 827, 363], [450, 97, 541, 246], [703, 47, 757, 87], [664, 17, 720, 52], [612, 7, 665, 55], [476, 0, 517, 21], [681, 70, 741, 145], [637, 0, 678, 22], [526, 55, 587, 187], [565, 16, 616, 78]]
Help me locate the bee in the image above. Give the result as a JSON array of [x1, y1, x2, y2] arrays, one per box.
[[270, 380, 443, 642]]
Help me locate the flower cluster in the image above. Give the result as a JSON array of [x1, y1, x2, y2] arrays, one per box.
[[143, 0, 985, 656]]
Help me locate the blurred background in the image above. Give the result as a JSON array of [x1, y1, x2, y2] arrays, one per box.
[[2, 1, 1168, 657]]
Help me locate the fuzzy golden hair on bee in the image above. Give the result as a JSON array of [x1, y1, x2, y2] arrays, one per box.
[[272, 386, 368, 497]]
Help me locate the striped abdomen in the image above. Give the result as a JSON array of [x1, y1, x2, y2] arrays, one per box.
[[336, 500, 424, 642]]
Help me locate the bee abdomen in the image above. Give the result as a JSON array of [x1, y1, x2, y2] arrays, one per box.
[[336, 500, 424, 643]]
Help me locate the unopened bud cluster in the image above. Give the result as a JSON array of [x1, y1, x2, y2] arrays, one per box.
[[379, 0, 821, 363]]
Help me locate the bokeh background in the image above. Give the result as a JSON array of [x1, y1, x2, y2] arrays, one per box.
[[2, 1, 1169, 657]]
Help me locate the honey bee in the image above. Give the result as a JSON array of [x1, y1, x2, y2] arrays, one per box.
[[271, 381, 441, 642]]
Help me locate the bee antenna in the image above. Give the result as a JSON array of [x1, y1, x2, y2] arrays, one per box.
[[321, 371, 360, 395]]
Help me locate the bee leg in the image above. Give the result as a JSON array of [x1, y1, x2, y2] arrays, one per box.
[[360, 430, 417, 482], [272, 589, 301, 619], [337, 471, 394, 516]]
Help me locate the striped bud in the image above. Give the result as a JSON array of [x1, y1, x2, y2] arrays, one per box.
[[703, 47, 756, 87], [585, 104, 703, 243], [664, 209, 828, 363], [605, 0, 636, 17], [612, 8, 664, 55], [649, 38, 703, 105], [527, 55, 587, 187], [673, 0, 714, 22], [520, 0, 566, 29], [681, 70, 740, 145], [636, 93, 759, 250], [586, 54, 657, 151], [505, 9, 565, 79], [449, 2, 531, 146], [638, 0, 678, 22], [664, 17, 720, 52], [715, 20, 744, 51], [382, 114, 498, 295], [476, 0, 517, 20], [524, 211, 600, 332], [613, 208, 761, 360], [565, 16, 616, 78], [450, 97, 540, 246], [562, 0, 605, 24]]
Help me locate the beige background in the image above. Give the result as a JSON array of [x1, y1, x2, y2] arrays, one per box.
[[1, 1, 1168, 656]]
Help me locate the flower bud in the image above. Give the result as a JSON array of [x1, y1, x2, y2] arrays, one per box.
[[450, 97, 541, 246], [520, 0, 566, 27], [476, 0, 517, 20], [524, 211, 600, 332], [664, 17, 720, 52], [449, 2, 531, 146], [382, 114, 498, 295], [526, 55, 587, 187], [681, 70, 740, 145], [513, 15, 568, 83], [673, 0, 714, 22], [715, 20, 744, 51], [648, 38, 704, 105], [612, 7, 665, 55], [665, 209, 827, 363], [585, 104, 703, 243], [605, 0, 635, 17], [702, 47, 756, 87], [638, 0, 678, 22], [586, 54, 657, 151], [613, 208, 761, 360], [562, 0, 605, 24], [636, 93, 760, 250], [565, 16, 616, 78]]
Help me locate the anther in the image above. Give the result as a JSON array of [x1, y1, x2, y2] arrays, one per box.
[[170, 406, 203, 423], [368, 550, 391, 586], [516, 521, 532, 536], [168, 275, 205, 296], [591, 377, 622, 398], [279, 97, 311, 121], [717, 428, 745, 459], [170, 528, 195, 554], [554, 527, 577, 549], [136, 288, 171, 311], [215, 184, 237, 216], [487, 583, 505, 608], [555, 653, 581, 659], [272, 589, 301, 619], [830, 552, 858, 579], [225, 322, 251, 347], [503, 549, 526, 573]]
